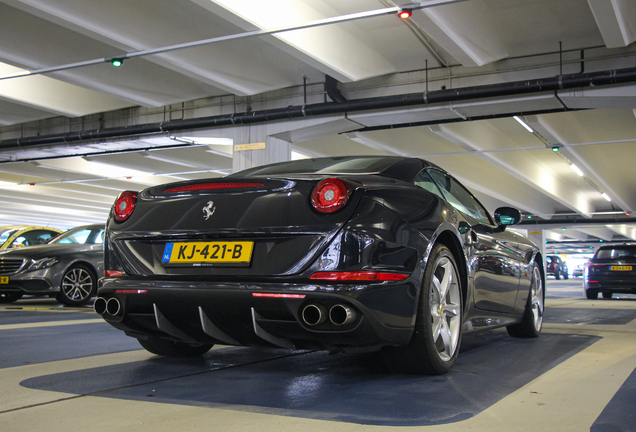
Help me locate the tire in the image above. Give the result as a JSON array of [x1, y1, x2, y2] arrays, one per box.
[[563, 270, 569, 280], [382, 244, 462, 375], [586, 289, 598, 300], [138, 336, 213, 357], [507, 262, 543, 338], [602, 292, 613, 299], [56, 264, 96, 306], [554, 269, 561, 280], [0, 293, 23, 303]]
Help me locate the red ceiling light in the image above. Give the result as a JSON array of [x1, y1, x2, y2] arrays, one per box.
[[398, 9, 412, 19]]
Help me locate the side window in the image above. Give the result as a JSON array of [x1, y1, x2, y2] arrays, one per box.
[[11, 230, 55, 247], [413, 170, 444, 199], [427, 170, 493, 226]]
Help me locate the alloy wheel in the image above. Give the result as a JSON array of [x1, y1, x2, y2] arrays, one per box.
[[61, 268, 93, 301], [429, 256, 461, 362], [530, 266, 544, 331]]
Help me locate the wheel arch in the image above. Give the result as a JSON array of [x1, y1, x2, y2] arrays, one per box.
[[433, 230, 468, 310]]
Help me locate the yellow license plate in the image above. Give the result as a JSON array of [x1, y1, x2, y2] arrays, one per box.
[[162, 241, 253, 264], [0, 276, 8, 284], [610, 266, 632, 271]]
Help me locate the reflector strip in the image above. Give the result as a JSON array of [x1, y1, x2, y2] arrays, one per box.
[[164, 182, 264, 193], [114, 289, 148, 294], [251, 293, 306, 299], [104, 270, 122, 277], [310, 271, 410, 281]]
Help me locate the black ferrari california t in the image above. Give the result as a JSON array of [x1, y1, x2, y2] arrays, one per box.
[[96, 156, 544, 375]]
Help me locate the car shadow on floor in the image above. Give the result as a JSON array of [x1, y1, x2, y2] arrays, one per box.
[[21, 329, 597, 426]]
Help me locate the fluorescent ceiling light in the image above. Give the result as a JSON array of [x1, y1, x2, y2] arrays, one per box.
[[292, 151, 311, 160], [602, 193, 612, 201], [142, 154, 201, 168], [173, 136, 233, 146], [569, 164, 584, 176], [0, 62, 31, 79], [38, 157, 152, 178], [513, 116, 534, 133]]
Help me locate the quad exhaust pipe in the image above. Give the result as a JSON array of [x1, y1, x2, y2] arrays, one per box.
[[94, 297, 121, 316], [301, 303, 357, 326]]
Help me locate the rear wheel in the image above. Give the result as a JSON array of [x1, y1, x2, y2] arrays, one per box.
[[0, 293, 23, 303], [554, 269, 561, 280], [586, 289, 598, 300], [563, 271, 569, 280], [382, 244, 462, 375], [507, 263, 543, 338], [602, 292, 613, 299], [138, 336, 213, 357], [56, 264, 96, 306]]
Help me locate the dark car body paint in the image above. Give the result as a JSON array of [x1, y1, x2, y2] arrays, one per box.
[[98, 157, 541, 351]]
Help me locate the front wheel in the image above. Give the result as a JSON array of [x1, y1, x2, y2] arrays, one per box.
[[507, 262, 543, 338], [138, 336, 213, 357], [554, 269, 561, 280], [0, 293, 23, 303], [382, 244, 462, 375], [56, 264, 96, 306]]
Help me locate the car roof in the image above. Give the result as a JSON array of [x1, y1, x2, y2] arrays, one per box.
[[0, 225, 63, 232]]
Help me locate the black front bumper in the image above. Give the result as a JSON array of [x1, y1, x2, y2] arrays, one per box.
[[98, 277, 418, 350]]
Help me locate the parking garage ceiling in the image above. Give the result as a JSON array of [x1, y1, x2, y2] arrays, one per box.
[[0, 0, 635, 254]]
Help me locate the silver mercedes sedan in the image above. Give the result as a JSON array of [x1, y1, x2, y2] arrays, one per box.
[[0, 224, 104, 306]]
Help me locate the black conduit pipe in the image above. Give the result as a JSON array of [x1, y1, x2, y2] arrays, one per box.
[[325, 75, 348, 103], [2, 66, 636, 149]]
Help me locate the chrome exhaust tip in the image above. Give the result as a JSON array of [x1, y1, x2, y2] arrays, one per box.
[[106, 297, 121, 316], [93, 297, 107, 315], [301, 303, 328, 326], [329, 304, 357, 326]]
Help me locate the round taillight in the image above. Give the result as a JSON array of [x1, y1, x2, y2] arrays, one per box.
[[113, 191, 137, 222], [311, 178, 349, 213]]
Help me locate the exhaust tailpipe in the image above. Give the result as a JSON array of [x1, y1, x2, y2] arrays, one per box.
[[106, 297, 121, 316], [329, 304, 357, 326], [301, 304, 328, 326], [94, 297, 107, 315]]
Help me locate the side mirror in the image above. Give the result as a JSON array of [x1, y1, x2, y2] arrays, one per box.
[[494, 207, 521, 228]]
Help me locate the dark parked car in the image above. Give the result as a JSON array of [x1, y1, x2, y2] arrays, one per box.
[[547, 255, 569, 279], [584, 245, 636, 299], [0, 224, 104, 305], [96, 156, 544, 375]]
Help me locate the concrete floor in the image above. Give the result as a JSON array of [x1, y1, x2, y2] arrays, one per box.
[[1, 279, 635, 432]]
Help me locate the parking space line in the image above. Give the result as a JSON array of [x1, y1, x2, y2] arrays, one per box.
[[0, 319, 105, 331]]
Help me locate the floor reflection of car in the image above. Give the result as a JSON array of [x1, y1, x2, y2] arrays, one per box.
[[584, 245, 636, 299], [547, 255, 569, 279], [0, 224, 104, 305], [0, 225, 63, 250], [96, 156, 545, 376]]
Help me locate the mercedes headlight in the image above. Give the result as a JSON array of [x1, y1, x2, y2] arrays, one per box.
[[26, 257, 59, 271]]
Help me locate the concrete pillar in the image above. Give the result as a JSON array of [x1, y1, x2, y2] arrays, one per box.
[[232, 135, 291, 173], [527, 229, 547, 274]]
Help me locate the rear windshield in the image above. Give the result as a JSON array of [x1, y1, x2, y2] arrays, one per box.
[[228, 157, 400, 177], [594, 247, 636, 260]]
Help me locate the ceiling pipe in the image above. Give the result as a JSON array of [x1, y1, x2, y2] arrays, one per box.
[[2, 66, 636, 149], [325, 75, 348, 103]]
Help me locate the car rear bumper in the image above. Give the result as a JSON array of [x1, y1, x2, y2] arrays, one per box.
[[97, 277, 418, 350], [585, 278, 636, 294]]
